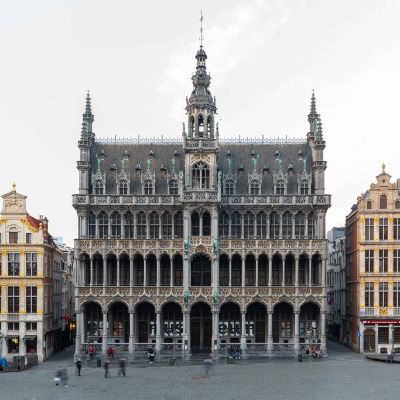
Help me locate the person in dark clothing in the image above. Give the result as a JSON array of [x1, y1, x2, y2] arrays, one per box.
[[104, 359, 110, 378], [76, 358, 82, 376], [118, 357, 126, 376]]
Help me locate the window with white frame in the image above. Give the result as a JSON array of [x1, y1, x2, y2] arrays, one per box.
[[26, 253, 37, 276], [365, 282, 374, 307], [365, 250, 374, 273], [8, 253, 20, 276]]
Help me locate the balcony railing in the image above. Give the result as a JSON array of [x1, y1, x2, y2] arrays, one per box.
[[361, 307, 400, 317]]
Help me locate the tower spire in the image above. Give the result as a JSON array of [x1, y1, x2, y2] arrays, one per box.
[[199, 11, 204, 47], [82, 90, 94, 138]]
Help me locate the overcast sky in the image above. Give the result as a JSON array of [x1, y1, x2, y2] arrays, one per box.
[[1, 0, 400, 246]]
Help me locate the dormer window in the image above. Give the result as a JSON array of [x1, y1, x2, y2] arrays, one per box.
[[225, 179, 234, 195], [250, 179, 260, 195], [118, 179, 128, 195], [276, 179, 285, 195], [169, 179, 179, 195], [144, 179, 153, 195], [300, 179, 309, 195], [95, 179, 104, 195], [198, 115, 204, 137]]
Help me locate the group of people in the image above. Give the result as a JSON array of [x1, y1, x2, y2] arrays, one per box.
[[305, 346, 321, 358], [104, 357, 127, 378]]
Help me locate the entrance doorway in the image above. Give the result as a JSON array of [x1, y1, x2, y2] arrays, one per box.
[[363, 329, 376, 352], [190, 302, 212, 353]]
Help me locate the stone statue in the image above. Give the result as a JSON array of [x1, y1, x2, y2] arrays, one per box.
[[213, 291, 219, 305]]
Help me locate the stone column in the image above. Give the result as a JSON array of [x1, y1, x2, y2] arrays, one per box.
[[268, 257, 273, 288], [155, 310, 161, 354], [143, 258, 147, 287], [156, 256, 160, 287], [320, 311, 327, 354], [229, 257, 232, 287], [308, 257, 312, 286], [294, 310, 300, 354], [267, 311, 273, 354], [129, 309, 134, 354], [129, 256, 134, 288], [241, 311, 247, 358], [212, 310, 219, 358], [102, 308, 108, 354], [133, 214, 138, 239], [74, 310, 83, 357], [117, 257, 120, 287], [295, 256, 299, 288], [90, 257, 93, 287], [103, 257, 107, 288], [242, 256, 245, 287], [282, 257, 285, 287], [255, 256, 259, 287]]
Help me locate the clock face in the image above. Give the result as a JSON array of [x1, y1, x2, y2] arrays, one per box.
[[7, 202, 20, 212]]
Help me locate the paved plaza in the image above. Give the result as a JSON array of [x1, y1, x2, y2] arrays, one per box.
[[1, 342, 399, 400]]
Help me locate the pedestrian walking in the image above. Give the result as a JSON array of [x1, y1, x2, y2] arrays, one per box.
[[104, 359, 110, 378], [61, 367, 68, 387], [89, 345, 94, 360], [203, 359, 213, 375], [54, 368, 62, 386], [118, 357, 126, 377], [76, 358, 82, 376]]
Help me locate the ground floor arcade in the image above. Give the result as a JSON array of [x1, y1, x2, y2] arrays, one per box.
[[75, 300, 325, 359]]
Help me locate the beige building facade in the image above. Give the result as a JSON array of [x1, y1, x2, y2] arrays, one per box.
[[0, 185, 61, 362], [346, 165, 400, 353]]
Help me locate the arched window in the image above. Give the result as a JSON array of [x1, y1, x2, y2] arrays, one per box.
[[231, 212, 242, 239], [198, 115, 204, 137], [257, 212, 267, 239], [203, 211, 211, 236], [137, 211, 147, 239], [190, 116, 195, 137], [162, 212, 172, 238], [147, 255, 157, 286], [169, 179, 179, 195], [144, 179, 153, 195], [192, 211, 200, 236], [123, 211, 133, 239], [295, 212, 305, 238], [118, 179, 128, 195], [225, 179, 234, 195], [307, 213, 314, 238], [250, 179, 260, 195], [88, 211, 96, 237], [380, 195, 387, 209], [133, 254, 144, 286], [98, 211, 108, 238], [192, 162, 210, 189], [110, 211, 121, 238], [94, 179, 104, 195], [282, 212, 292, 239], [244, 212, 254, 239], [276, 179, 285, 195], [174, 212, 183, 238], [219, 212, 229, 238], [149, 211, 159, 239], [245, 255, 256, 286], [207, 115, 212, 137], [219, 254, 229, 286], [173, 255, 183, 286], [367, 201, 372, 209], [396, 200, 400, 209], [270, 212, 279, 239], [300, 178, 309, 195], [231, 254, 242, 286]]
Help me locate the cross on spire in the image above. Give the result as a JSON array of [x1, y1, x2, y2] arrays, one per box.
[[199, 11, 204, 47]]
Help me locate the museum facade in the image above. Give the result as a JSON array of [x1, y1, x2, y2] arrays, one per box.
[[73, 40, 331, 359]]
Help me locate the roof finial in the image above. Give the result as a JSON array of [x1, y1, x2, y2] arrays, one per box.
[[85, 90, 92, 115], [12, 182, 16, 192], [382, 163, 386, 173], [199, 11, 204, 47]]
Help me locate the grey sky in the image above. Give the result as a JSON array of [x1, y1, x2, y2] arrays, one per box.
[[1, 0, 400, 245]]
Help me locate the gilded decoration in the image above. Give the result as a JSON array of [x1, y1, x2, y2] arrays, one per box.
[[19, 218, 39, 233], [0, 218, 7, 226]]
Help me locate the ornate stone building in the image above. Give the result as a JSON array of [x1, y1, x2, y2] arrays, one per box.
[[0, 185, 62, 362], [346, 166, 400, 354], [73, 39, 331, 359]]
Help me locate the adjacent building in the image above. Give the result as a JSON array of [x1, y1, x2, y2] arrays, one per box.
[[0, 185, 62, 362], [73, 37, 331, 359], [326, 227, 346, 343], [346, 165, 400, 353]]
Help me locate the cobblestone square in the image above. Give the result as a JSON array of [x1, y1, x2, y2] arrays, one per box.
[[1, 342, 399, 400]]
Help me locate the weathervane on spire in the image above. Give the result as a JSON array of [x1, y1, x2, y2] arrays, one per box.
[[199, 11, 204, 47]]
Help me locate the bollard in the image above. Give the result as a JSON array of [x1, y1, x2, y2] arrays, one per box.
[[298, 354, 302, 362]]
